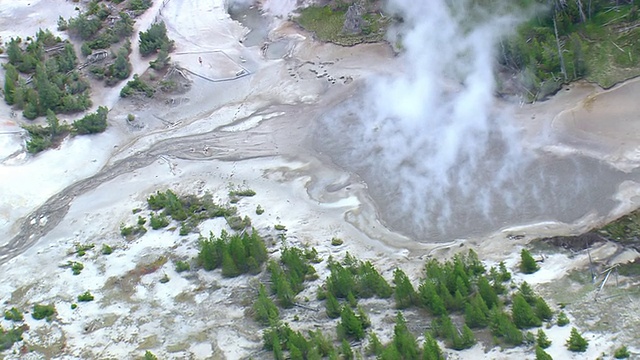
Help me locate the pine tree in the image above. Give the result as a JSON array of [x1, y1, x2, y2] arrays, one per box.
[[490, 309, 523, 345], [536, 329, 551, 349], [3, 63, 19, 105], [253, 284, 279, 326], [393, 312, 420, 358], [566, 327, 588, 352], [464, 295, 489, 329], [340, 339, 353, 360], [520, 249, 540, 274], [535, 345, 553, 360], [518, 282, 537, 304], [556, 311, 570, 326], [325, 292, 341, 319], [290, 344, 304, 360], [477, 276, 499, 309], [534, 297, 553, 321], [419, 281, 447, 316], [7, 38, 22, 65], [366, 332, 384, 356], [422, 332, 444, 360], [339, 306, 364, 340], [393, 268, 416, 309], [221, 249, 240, 277], [512, 293, 541, 329]]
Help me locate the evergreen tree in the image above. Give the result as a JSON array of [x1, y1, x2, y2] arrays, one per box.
[[253, 284, 279, 326], [422, 332, 444, 360], [366, 332, 384, 356], [452, 324, 475, 350], [534, 297, 553, 321], [393, 268, 417, 309], [393, 312, 420, 358], [418, 280, 447, 316], [340, 339, 354, 360], [7, 38, 23, 65], [498, 261, 512, 281], [490, 309, 523, 345], [520, 249, 540, 274], [338, 306, 364, 340], [518, 282, 538, 304], [290, 344, 304, 360], [566, 327, 588, 352], [325, 292, 341, 319], [556, 311, 570, 326], [464, 295, 489, 329], [536, 329, 551, 349], [221, 249, 240, 277], [272, 332, 284, 360], [477, 276, 499, 309], [512, 293, 542, 329], [3, 63, 19, 105], [535, 345, 553, 360]]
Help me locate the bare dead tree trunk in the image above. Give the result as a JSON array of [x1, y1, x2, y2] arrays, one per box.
[[576, 0, 587, 23], [552, 12, 568, 81]]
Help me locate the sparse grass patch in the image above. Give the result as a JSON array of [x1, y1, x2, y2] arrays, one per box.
[[295, 6, 388, 46]]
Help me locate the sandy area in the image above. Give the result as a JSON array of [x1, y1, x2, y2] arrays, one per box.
[[0, 0, 639, 358]]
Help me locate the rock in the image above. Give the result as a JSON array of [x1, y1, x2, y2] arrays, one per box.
[[342, 2, 365, 34]]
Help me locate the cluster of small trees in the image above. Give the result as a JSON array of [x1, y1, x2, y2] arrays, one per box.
[[267, 246, 319, 308], [89, 41, 133, 86], [145, 189, 239, 235], [3, 30, 91, 119], [321, 253, 393, 301], [61, 1, 134, 53], [139, 21, 174, 58], [23, 106, 109, 154], [499, 0, 640, 98], [197, 229, 268, 277]]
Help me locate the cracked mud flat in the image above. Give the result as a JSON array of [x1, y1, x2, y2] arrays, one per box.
[[0, 0, 640, 358]]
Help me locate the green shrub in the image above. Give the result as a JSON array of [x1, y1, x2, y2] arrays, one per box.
[[614, 345, 631, 359], [32, 304, 56, 321], [101, 244, 113, 255], [77, 291, 94, 302], [256, 205, 265, 215], [3, 308, 23, 322], [331, 237, 343, 246], [274, 224, 286, 231], [143, 350, 158, 360], [175, 260, 190, 272], [75, 243, 94, 257], [149, 212, 170, 229], [72, 106, 108, 134], [120, 74, 155, 97]]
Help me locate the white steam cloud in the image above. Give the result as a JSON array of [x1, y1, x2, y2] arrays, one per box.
[[314, 0, 626, 240]]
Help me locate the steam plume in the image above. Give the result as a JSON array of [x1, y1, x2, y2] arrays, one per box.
[[314, 1, 582, 240]]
